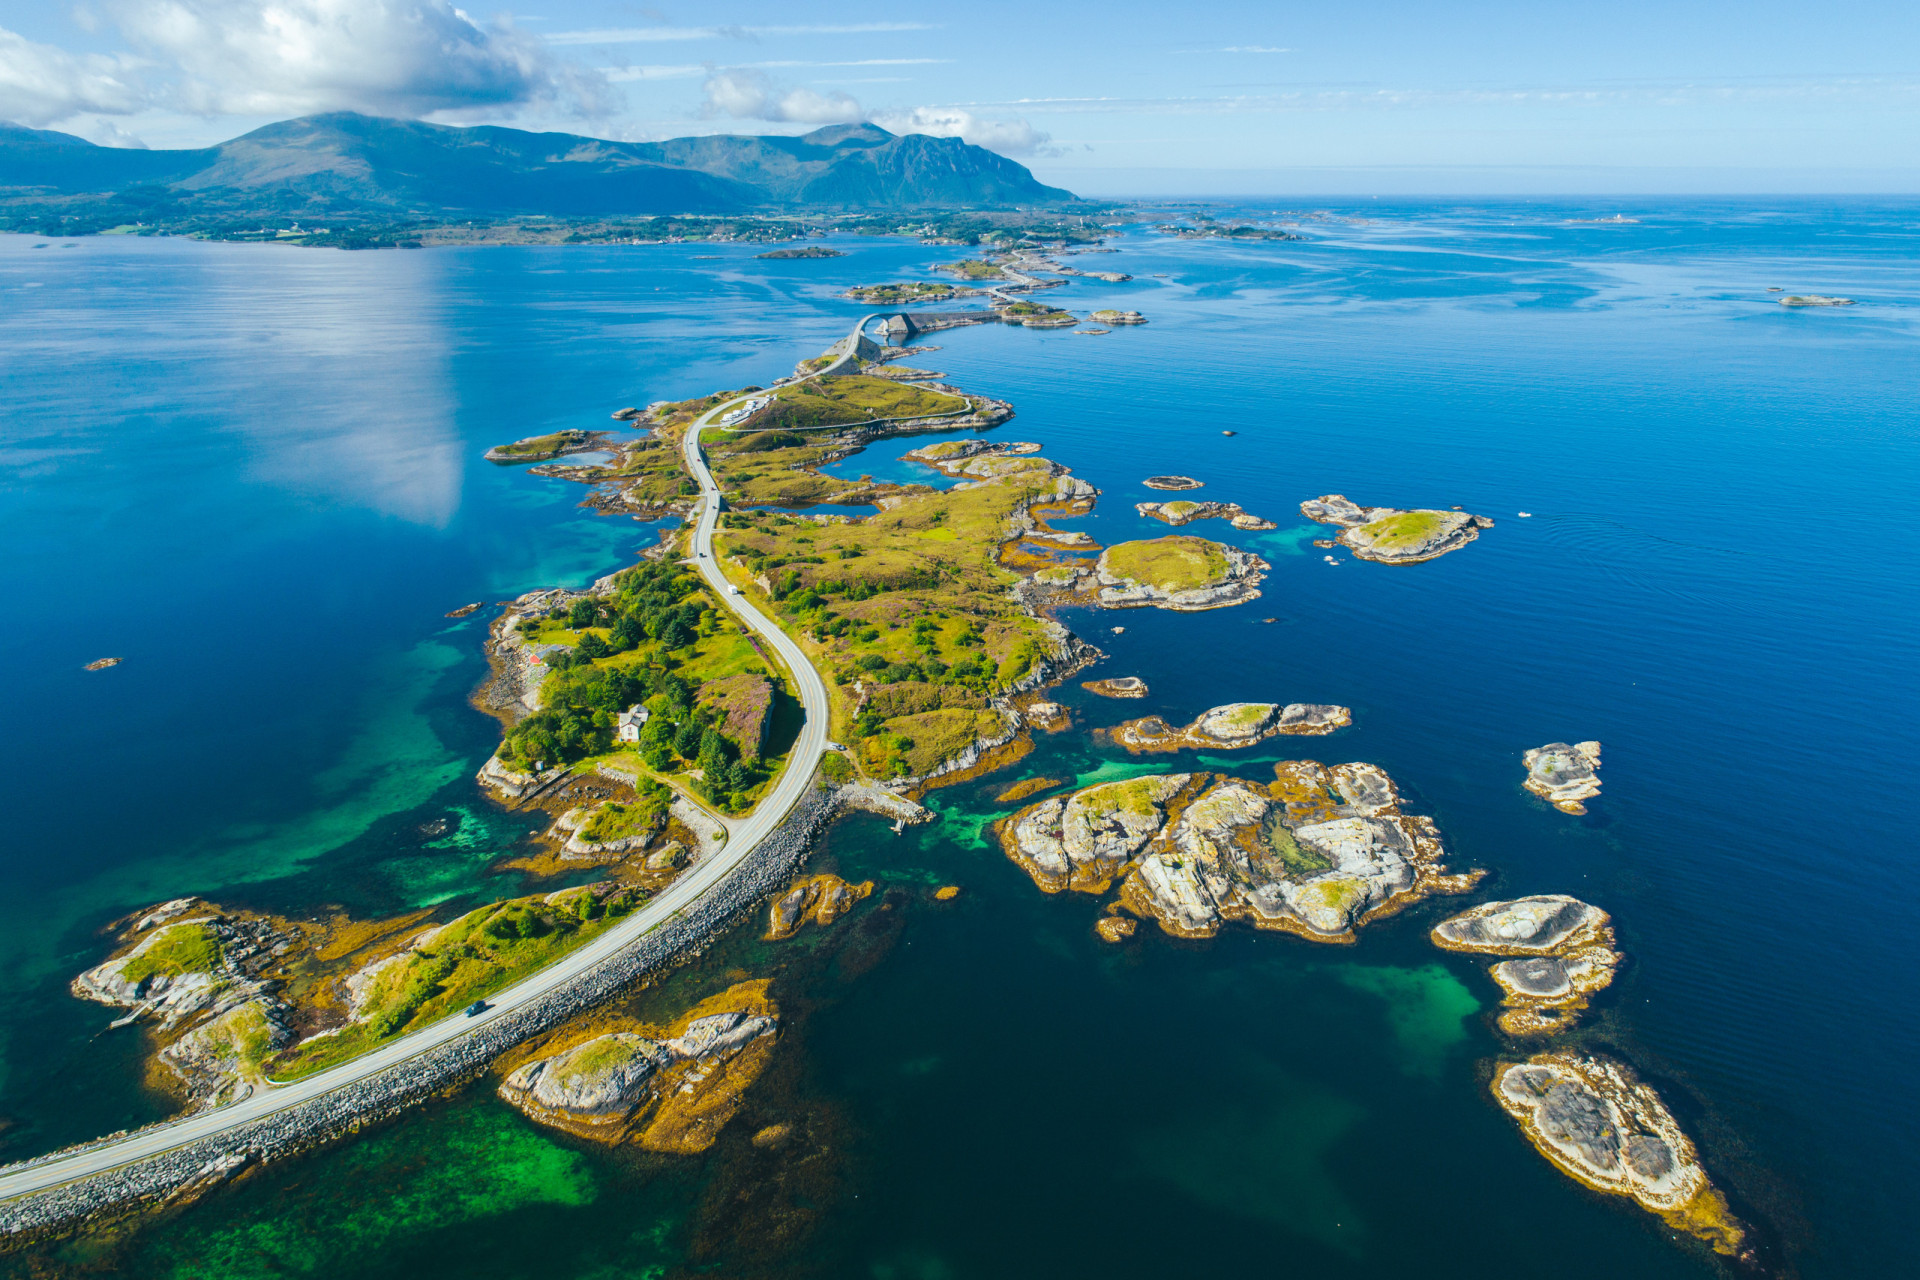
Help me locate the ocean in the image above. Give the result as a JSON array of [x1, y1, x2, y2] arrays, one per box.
[[0, 199, 1914, 1277]]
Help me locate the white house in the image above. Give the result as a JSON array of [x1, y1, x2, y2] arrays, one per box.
[[615, 704, 651, 743]]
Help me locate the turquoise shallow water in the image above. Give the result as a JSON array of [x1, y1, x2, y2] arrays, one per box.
[[1, 202, 1916, 1276]]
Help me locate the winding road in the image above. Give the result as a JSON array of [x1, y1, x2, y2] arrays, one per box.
[[0, 317, 880, 1208]]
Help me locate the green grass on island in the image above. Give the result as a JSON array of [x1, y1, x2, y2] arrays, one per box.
[[712, 466, 1066, 779], [487, 430, 596, 461], [117, 922, 223, 984], [1262, 816, 1335, 876], [844, 281, 968, 304], [503, 560, 785, 813], [1218, 704, 1271, 732], [575, 783, 671, 845], [1357, 509, 1447, 550], [938, 259, 1007, 280], [267, 887, 647, 1080], [1102, 536, 1232, 593], [748, 375, 967, 432], [1080, 776, 1175, 819]]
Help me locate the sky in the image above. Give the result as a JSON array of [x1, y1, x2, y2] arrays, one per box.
[[2, 0, 1918, 193]]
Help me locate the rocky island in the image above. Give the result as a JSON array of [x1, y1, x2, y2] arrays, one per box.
[[1090, 309, 1146, 324], [842, 281, 976, 304], [498, 979, 778, 1153], [756, 245, 842, 259], [765, 873, 874, 941], [1431, 895, 1621, 1034], [484, 428, 610, 464], [1101, 702, 1350, 753], [1094, 536, 1268, 610], [1300, 494, 1493, 563], [901, 438, 1046, 478], [1494, 1053, 1750, 1259], [1000, 760, 1483, 942], [1523, 741, 1603, 813], [1778, 295, 1854, 307], [1142, 475, 1204, 491], [1135, 499, 1242, 526], [1082, 676, 1148, 698]]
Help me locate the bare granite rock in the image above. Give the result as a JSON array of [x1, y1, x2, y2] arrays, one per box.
[[1001, 763, 1482, 943], [1082, 676, 1148, 698], [500, 1034, 673, 1124], [1141, 475, 1203, 491], [1523, 741, 1603, 814], [1003, 773, 1196, 894], [1431, 894, 1610, 954], [1495, 1054, 1750, 1259], [498, 981, 779, 1148], [1300, 494, 1493, 564]]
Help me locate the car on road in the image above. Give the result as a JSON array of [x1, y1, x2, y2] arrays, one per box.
[[465, 1001, 489, 1017]]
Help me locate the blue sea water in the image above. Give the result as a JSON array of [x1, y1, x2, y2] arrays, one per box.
[[1, 201, 1916, 1277]]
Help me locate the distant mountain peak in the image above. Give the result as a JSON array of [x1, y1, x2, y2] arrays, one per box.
[[798, 123, 894, 149], [0, 113, 1076, 216]]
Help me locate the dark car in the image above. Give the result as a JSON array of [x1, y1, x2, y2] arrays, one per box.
[[465, 1001, 489, 1017]]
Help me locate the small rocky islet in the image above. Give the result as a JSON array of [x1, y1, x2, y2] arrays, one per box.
[[1081, 676, 1148, 698], [1430, 895, 1621, 1036], [1524, 740, 1603, 813], [497, 979, 779, 1153], [764, 873, 874, 941], [1100, 701, 1350, 753], [1300, 493, 1494, 563], [1494, 1053, 1752, 1260], [1092, 535, 1268, 610], [1135, 498, 1277, 530]]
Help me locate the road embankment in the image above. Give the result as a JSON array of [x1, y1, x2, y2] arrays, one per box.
[[0, 773, 861, 1237]]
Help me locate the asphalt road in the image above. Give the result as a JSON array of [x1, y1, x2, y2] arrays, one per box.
[[0, 317, 877, 1205]]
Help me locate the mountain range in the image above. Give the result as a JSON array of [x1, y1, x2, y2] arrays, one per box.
[[0, 113, 1077, 218]]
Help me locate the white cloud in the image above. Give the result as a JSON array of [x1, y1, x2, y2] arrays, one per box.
[[549, 22, 937, 47], [701, 68, 862, 126], [606, 57, 947, 85], [869, 105, 1053, 156], [699, 68, 1053, 156], [78, 0, 612, 120], [0, 26, 147, 126]]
